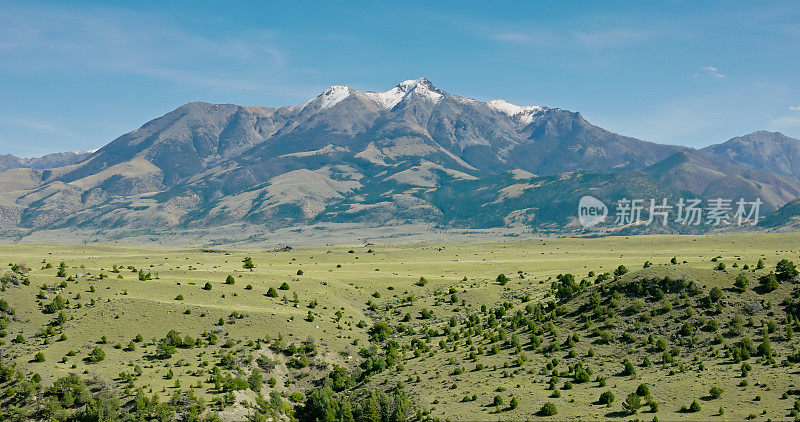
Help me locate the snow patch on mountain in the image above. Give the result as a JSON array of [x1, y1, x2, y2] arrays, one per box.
[[487, 99, 544, 124], [318, 85, 352, 110], [364, 87, 406, 109]]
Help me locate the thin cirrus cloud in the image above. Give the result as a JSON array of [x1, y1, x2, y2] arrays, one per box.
[[487, 27, 653, 50], [0, 117, 81, 139], [697, 66, 727, 78], [790, 105, 800, 111], [0, 4, 287, 94]]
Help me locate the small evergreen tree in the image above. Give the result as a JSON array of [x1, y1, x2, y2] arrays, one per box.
[[622, 392, 642, 414], [88, 347, 105, 363], [734, 274, 749, 292], [621, 359, 636, 376], [776, 259, 798, 281]]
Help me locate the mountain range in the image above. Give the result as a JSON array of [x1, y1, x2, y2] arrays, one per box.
[[0, 150, 94, 171], [2, 78, 799, 244]]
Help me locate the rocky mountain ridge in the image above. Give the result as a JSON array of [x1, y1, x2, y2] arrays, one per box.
[[1, 78, 799, 243]]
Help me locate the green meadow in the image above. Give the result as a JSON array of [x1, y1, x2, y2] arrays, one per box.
[[1, 233, 799, 420]]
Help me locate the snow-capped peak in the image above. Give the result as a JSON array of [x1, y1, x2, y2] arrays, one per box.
[[364, 77, 443, 109], [398, 77, 434, 91], [317, 85, 352, 110], [397, 77, 443, 103], [487, 99, 544, 125]]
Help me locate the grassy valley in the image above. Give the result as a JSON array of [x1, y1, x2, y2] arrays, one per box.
[[1, 234, 799, 420]]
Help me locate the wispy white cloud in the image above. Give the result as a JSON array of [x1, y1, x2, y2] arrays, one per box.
[[0, 117, 86, 139], [790, 105, 800, 111], [696, 66, 727, 78], [485, 27, 654, 50]]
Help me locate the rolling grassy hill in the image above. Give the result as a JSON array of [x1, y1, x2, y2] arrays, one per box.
[[1, 234, 799, 420]]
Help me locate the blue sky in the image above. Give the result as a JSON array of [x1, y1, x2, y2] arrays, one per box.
[[1, 0, 799, 156]]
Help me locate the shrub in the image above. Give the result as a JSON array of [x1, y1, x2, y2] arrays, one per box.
[[156, 340, 177, 359], [622, 392, 642, 414], [621, 359, 636, 376], [248, 371, 262, 392], [599, 391, 615, 406], [88, 347, 105, 363], [757, 337, 771, 358], [776, 259, 798, 281], [496, 274, 509, 285], [636, 384, 650, 397], [689, 399, 701, 412], [709, 287, 722, 302], [493, 395, 503, 406], [203, 282, 212, 291], [614, 265, 628, 277], [759, 273, 778, 292], [734, 274, 749, 292], [34, 352, 45, 362], [225, 275, 235, 284], [279, 282, 290, 290], [539, 402, 557, 416], [709, 386, 724, 399], [575, 368, 590, 383], [266, 287, 278, 297]]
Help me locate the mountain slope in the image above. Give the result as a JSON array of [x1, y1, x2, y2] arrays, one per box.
[[645, 150, 800, 213], [761, 196, 800, 229], [702, 130, 800, 179]]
